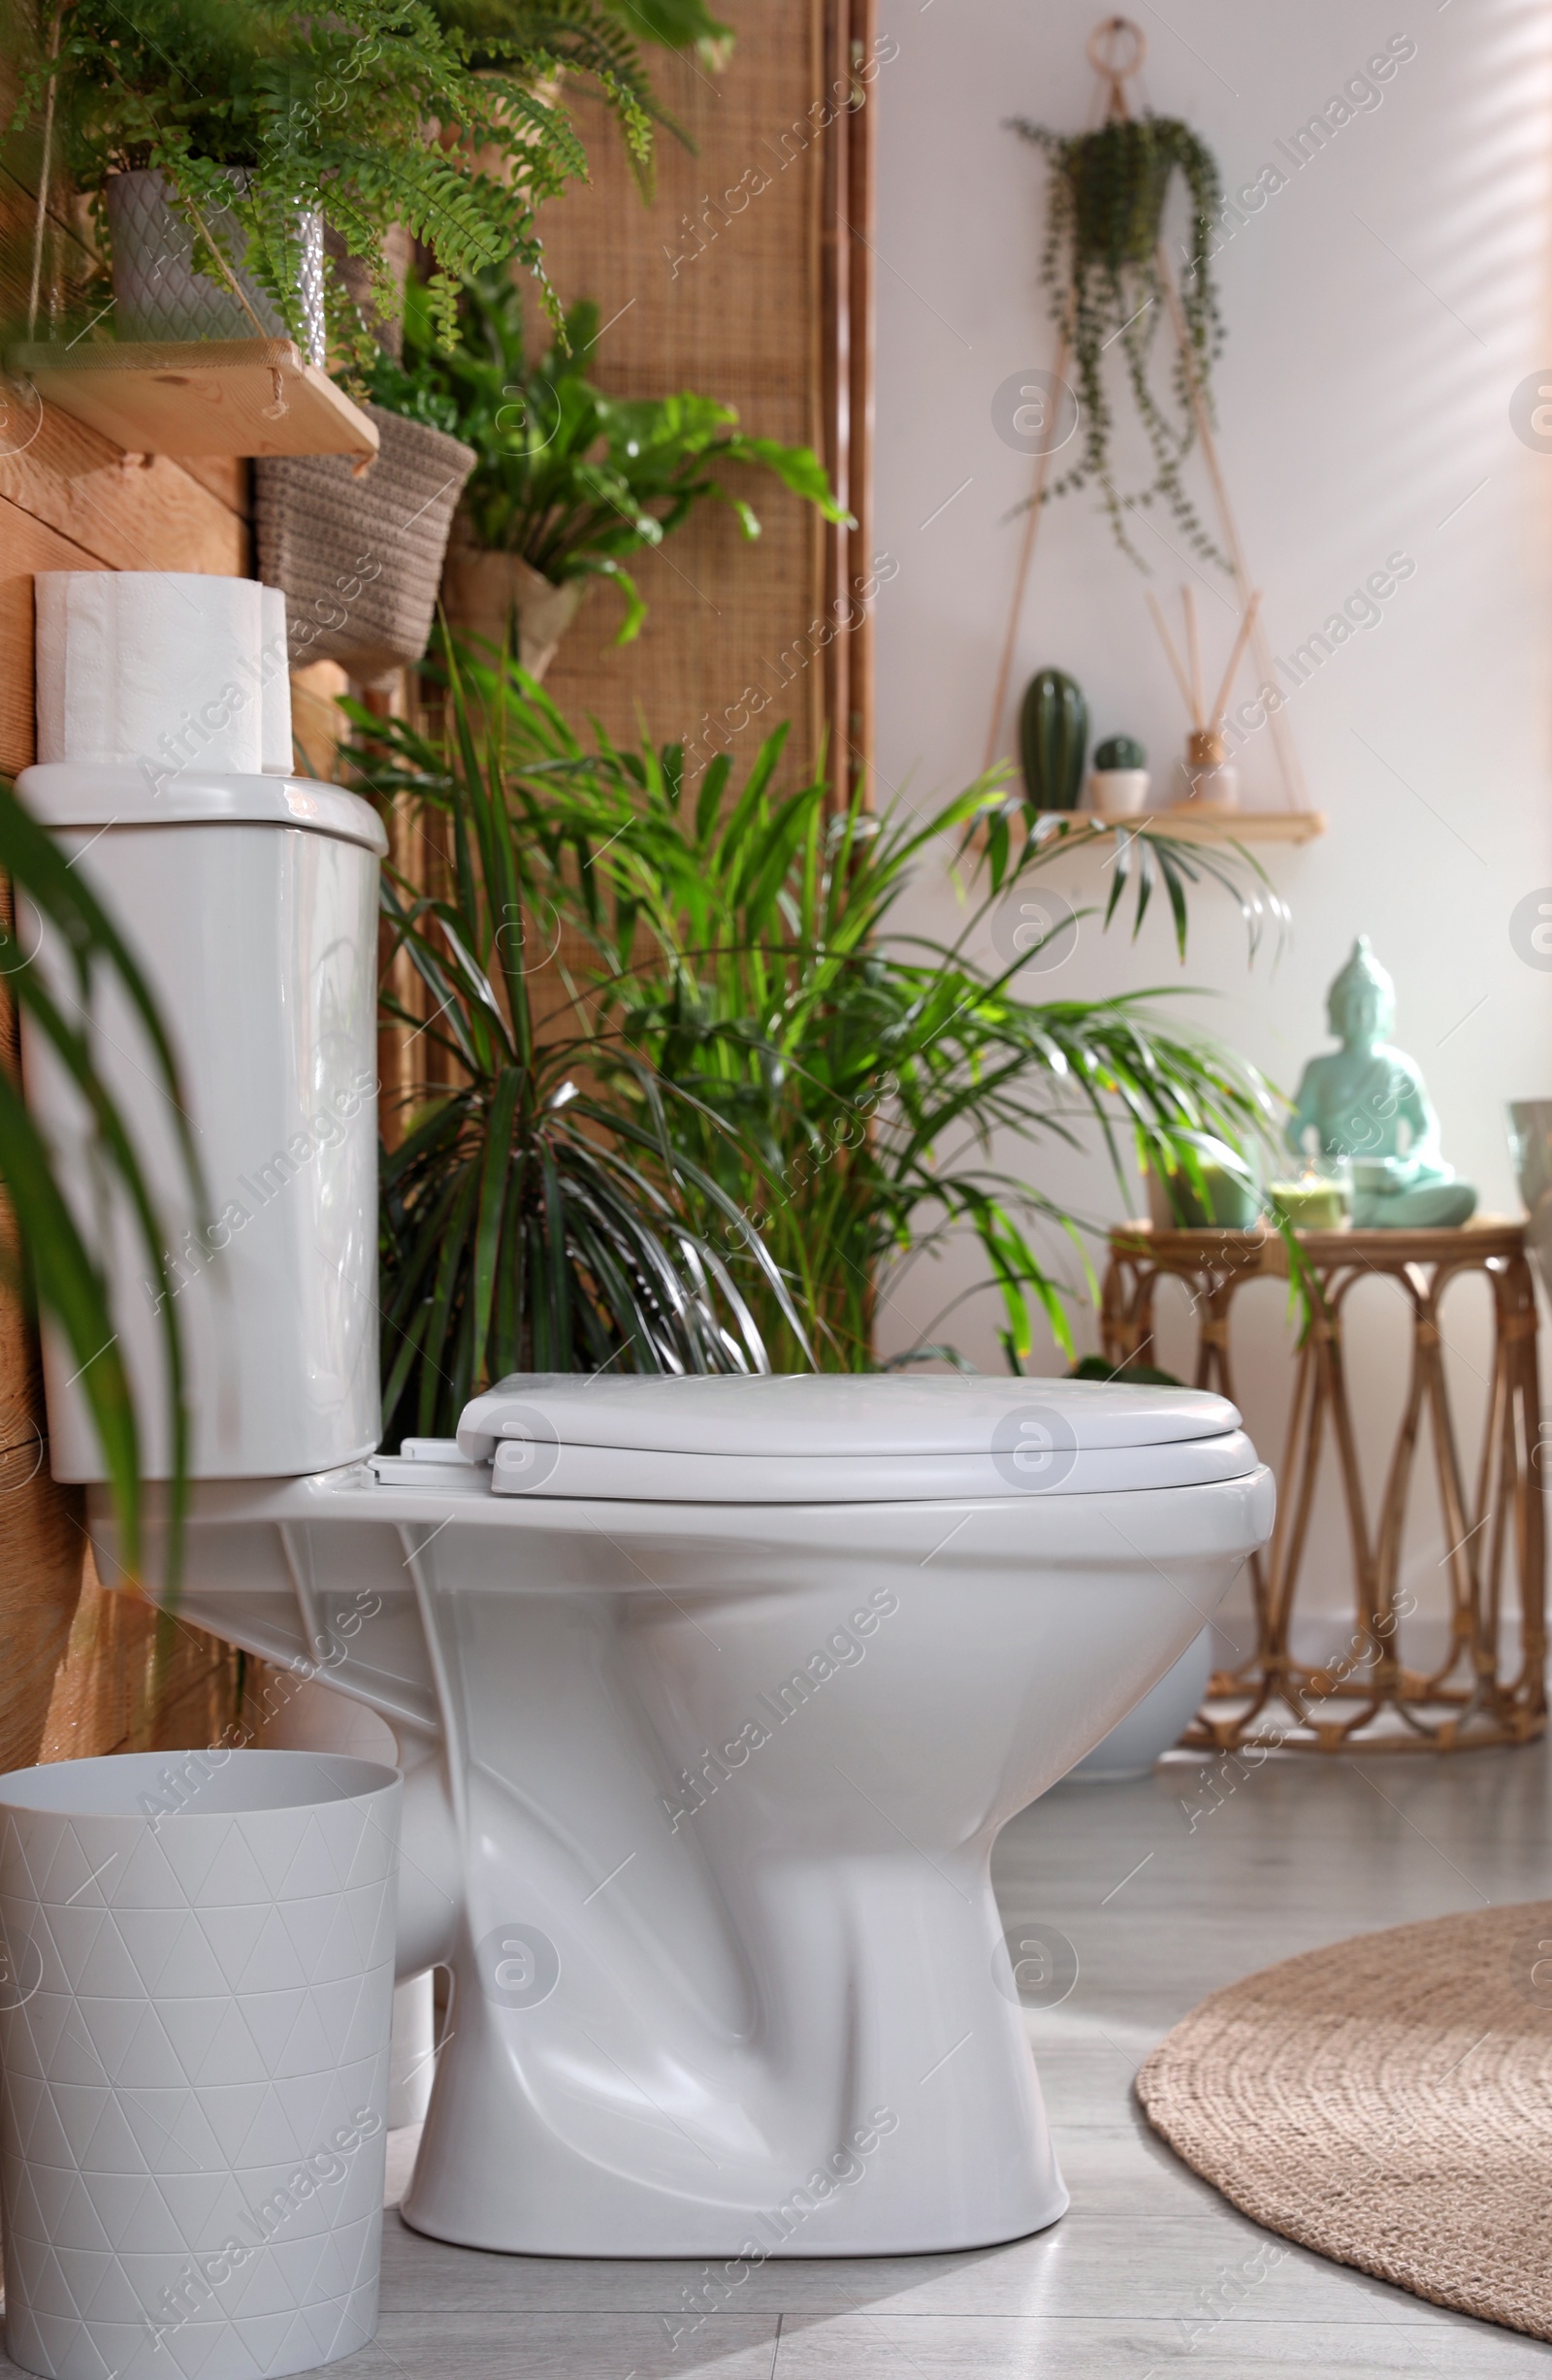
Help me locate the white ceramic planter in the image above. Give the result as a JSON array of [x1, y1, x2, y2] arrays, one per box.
[[1087, 767, 1148, 818], [106, 171, 325, 365], [0, 1749, 399, 2380]]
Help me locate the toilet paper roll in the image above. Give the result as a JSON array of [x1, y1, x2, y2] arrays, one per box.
[[260, 583, 294, 771], [34, 571, 266, 775]]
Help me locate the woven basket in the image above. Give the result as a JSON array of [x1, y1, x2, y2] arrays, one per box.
[[256, 406, 476, 680]]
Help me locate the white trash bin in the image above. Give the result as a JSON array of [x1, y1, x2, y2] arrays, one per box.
[[0, 1749, 400, 2380]]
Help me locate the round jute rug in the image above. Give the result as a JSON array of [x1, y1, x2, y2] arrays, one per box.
[[1135, 1902, 1552, 2341]]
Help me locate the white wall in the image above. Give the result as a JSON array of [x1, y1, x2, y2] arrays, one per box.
[[872, 0, 1552, 1645]]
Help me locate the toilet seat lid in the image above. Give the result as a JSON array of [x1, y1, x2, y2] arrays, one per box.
[[453, 1374, 1257, 1502]]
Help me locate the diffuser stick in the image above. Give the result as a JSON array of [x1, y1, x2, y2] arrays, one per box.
[[1146, 591, 1198, 724], [1210, 590, 1262, 726], [1181, 587, 1205, 730]]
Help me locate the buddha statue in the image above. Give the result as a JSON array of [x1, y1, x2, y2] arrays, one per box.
[[1286, 938, 1476, 1229]]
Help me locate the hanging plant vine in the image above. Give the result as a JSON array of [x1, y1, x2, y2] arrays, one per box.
[[1008, 112, 1227, 570]]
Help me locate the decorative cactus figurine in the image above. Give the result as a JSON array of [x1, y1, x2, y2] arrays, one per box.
[[1088, 730, 1150, 819], [1094, 734, 1146, 770], [1018, 668, 1087, 810]]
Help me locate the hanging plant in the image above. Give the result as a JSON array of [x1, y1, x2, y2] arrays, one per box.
[[1009, 111, 1227, 569]]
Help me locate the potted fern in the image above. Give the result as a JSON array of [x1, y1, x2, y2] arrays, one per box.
[[22, 0, 594, 362], [380, 269, 849, 672], [16, 0, 722, 679]]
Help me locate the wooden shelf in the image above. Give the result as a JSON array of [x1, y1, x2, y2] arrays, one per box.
[[1040, 810, 1327, 846], [6, 339, 378, 467]]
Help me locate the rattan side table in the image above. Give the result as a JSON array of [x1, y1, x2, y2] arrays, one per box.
[[1100, 1218, 1546, 1753]]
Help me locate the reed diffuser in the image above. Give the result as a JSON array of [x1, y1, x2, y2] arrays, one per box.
[[1146, 584, 1261, 812]]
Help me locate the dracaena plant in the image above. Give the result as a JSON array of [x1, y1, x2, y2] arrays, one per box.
[[355, 642, 1283, 1386], [0, 778, 199, 1584], [367, 268, 849, 640], [345, 650, 808, 1447], [13, 0, 662, 365]]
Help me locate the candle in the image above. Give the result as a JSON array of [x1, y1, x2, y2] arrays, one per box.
[[1268, 1178, 1350, 1230]]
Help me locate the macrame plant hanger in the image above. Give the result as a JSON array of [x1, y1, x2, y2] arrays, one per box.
[[983, 16, 1309, 813]]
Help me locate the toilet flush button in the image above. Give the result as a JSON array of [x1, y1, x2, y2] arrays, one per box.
[[491, 1413, 561, 1493]]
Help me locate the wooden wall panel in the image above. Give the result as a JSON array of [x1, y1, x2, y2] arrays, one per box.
[[2, 414, 247, 581], [0, 1266, 81, 1775], [40, 1551, 258, 1765], [0, 24, 257, 1770], [533, 5, 833, 787]]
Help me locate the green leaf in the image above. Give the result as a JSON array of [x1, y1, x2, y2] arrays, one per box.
[[0, 778, 201, 1585]]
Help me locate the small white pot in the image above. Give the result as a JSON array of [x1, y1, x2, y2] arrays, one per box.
[[1088, 767, 1149, 818], [0, 1749, 399, 2380]]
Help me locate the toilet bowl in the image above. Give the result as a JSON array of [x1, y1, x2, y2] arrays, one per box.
[[16, 660, 1275, 2261], [82, 1376, 1271, 2258]]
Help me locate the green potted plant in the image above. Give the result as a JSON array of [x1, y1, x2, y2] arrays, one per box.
[[350, 642, 1282, 1397], [16, 0, 722, 678], [1009, 109, 1226, 568], [1089, 732, 1149, 817], [377, 269, 850, 673], [19, 0, 604, 360]]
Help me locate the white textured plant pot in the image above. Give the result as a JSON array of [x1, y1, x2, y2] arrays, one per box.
[[1086, 767, 1149, 819], [0, 1749, 399, 2380], [105, 170, 325, 365]]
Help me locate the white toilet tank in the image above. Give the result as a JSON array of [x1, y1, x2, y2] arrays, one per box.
[[16, 763, 387, 1481]]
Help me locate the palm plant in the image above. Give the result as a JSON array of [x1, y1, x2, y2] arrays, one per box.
[[355, 646, 1283, 1389], [0, 778, 198, 1583], [348, 651, 808, 1445]]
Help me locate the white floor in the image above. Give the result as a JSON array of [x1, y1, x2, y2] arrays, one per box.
[[15, 1744, 1552, 2375]]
